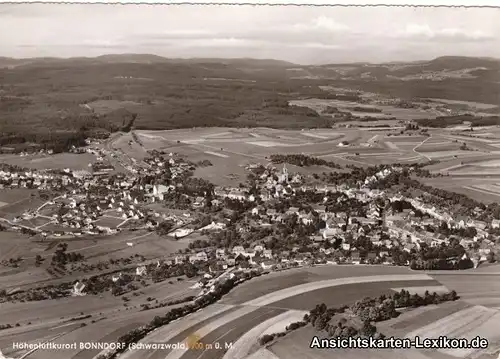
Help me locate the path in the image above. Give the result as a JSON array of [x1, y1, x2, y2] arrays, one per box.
[[412, 135, 432, 161]]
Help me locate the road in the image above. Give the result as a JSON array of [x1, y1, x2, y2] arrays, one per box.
[[412, 135, 432, 161]]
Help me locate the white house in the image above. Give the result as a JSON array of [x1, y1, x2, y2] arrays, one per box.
[[72, 282, 86, 296], [263, 249, 273, 259], [232, 246, 245, 255], [153, 184, 169, 200], [261, 260, 275, 270], [136, 266, 147, 276]]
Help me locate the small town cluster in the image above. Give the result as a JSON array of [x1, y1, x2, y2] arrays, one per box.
[[0, 141, 499, 300]]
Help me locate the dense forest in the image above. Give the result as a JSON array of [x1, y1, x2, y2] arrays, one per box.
[[1, 55, 498, 152]]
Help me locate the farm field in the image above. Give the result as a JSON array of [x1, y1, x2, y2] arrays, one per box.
[[405, 306, 500, 358], [167, 277, 438, 359], [378, 300, 472, 336], [289, 98, 440, 121], [0, 230, 188, 292], [220, 265, 416, 305], [0, 231, 47, 261], [118, 266, 447, 359], [125, 127, 500, 190], [114, 264, 500, 359], [269, 324, 456, 359], [429, 273, 500, 308], [0, 153, 95, 171], [0, 278, 198, 359], [0, 188, 44, 219]]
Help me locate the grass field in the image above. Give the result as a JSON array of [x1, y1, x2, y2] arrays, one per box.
[[378, 300, 471, 336], [114, 266, 439, 359], [0, 277, 199, 359], [0, 189, 46, 220], [0, 231, 47, 262], [269, 324, 444, 359], [220, 265, 415, 305], [0, 153, 95, 171], [429, 273, 500, 308], [405, 305, 500, 358]]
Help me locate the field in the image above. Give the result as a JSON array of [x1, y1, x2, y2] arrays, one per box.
[[0, 231, 47, 261], [104, 265, 500, 359], [0, 188, 43, 220], [429, 272, 500, 308], [270, 298, 500, 359], [0, 262, 498, 359], [0, 153, 95, 171], [115, 266, 444, 359], [270, 325, 449, 359], [0, 278, 199, 359], [0, 229, 188, 292]]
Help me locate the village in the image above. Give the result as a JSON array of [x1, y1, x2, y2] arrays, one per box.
[[1, 138, 499, 303]]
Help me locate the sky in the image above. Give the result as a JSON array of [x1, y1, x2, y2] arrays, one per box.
[[0, 4, 499, 64]]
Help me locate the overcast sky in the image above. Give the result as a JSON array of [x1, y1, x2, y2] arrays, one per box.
[[0, 4, 499, 64]]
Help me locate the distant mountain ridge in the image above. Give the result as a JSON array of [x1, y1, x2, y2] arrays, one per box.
[[1, 54, 498, 69], [0, 54, 295, 69]]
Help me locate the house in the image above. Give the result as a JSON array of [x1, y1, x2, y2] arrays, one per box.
[[189, 251, 208, 263], [455, 215, 468, 229], [263, 249, 273, 259], [301, 213, 314, 226], [351, 251, 361, 265], [226, 258, 236, 267], [254, 245, 264, 252], [174, 256, 185, 265], [227, 190, 246, 201], [152, 184, 169, 200], [261, 260, 275, 270], [312, 205, 326, 214], [313, 235, 326, 242], [72, 281, 86, 296], [196, 251, 208, 262], [492, 219, 500, 229], [232, 246, 245, 255], [209, 262, 226, 273], [216, 249, 226, 259], [136, 266, 147, 276], [194, 197, 205, 207]]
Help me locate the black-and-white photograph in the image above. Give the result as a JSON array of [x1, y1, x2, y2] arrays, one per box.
[[0, 3, 499, 359]]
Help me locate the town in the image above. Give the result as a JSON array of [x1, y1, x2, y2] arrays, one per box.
[[0, 134, 498, 306]]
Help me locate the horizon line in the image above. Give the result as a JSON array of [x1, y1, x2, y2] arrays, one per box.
[[2, 53, 499, 67]]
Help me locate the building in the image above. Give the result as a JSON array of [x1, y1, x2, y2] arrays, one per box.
[[136, 266, 147, 276], [72, 282, 86, 296], [153, 184, 169, 200]]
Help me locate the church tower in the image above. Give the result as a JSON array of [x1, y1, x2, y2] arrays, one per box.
[[282, 164, 288, 183]]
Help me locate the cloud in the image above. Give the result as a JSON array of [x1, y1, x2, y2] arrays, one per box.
[[288, 42, 342, 50], [292, 16, 350, 33], [81, 39, 123, 48], [179, 37, 263, 48], [396, 23, 494, 41]]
